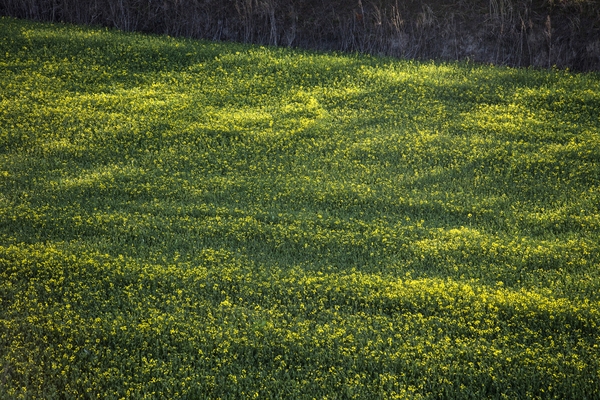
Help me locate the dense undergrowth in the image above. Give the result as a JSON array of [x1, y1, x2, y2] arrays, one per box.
[[2, 0, 600, 71], [1, 17, 599, 399]]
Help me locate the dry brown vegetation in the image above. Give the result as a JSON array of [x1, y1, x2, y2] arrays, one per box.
[[1, 1, 599, 70]]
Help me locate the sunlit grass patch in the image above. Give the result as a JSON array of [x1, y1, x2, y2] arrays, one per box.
[[1, 17, 599, 399]]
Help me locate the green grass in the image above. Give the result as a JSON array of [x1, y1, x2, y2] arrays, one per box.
[[1, 16, 599, 399]]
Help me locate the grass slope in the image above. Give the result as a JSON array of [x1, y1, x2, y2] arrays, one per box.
[[1, 17, 599, 399]]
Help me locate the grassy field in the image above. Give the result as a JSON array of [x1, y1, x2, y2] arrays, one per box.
[[1, 17, 599, 399]]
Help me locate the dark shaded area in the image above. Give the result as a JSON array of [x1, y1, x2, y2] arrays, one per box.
[[1, 0, 600, 71]]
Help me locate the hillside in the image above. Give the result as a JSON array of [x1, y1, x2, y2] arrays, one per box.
[[1, 17, 600, 398]]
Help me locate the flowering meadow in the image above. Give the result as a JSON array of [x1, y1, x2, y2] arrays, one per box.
[[1, 17, 599, 399]]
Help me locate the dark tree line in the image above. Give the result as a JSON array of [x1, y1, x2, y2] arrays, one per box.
[[2, 0, 599, 71]]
